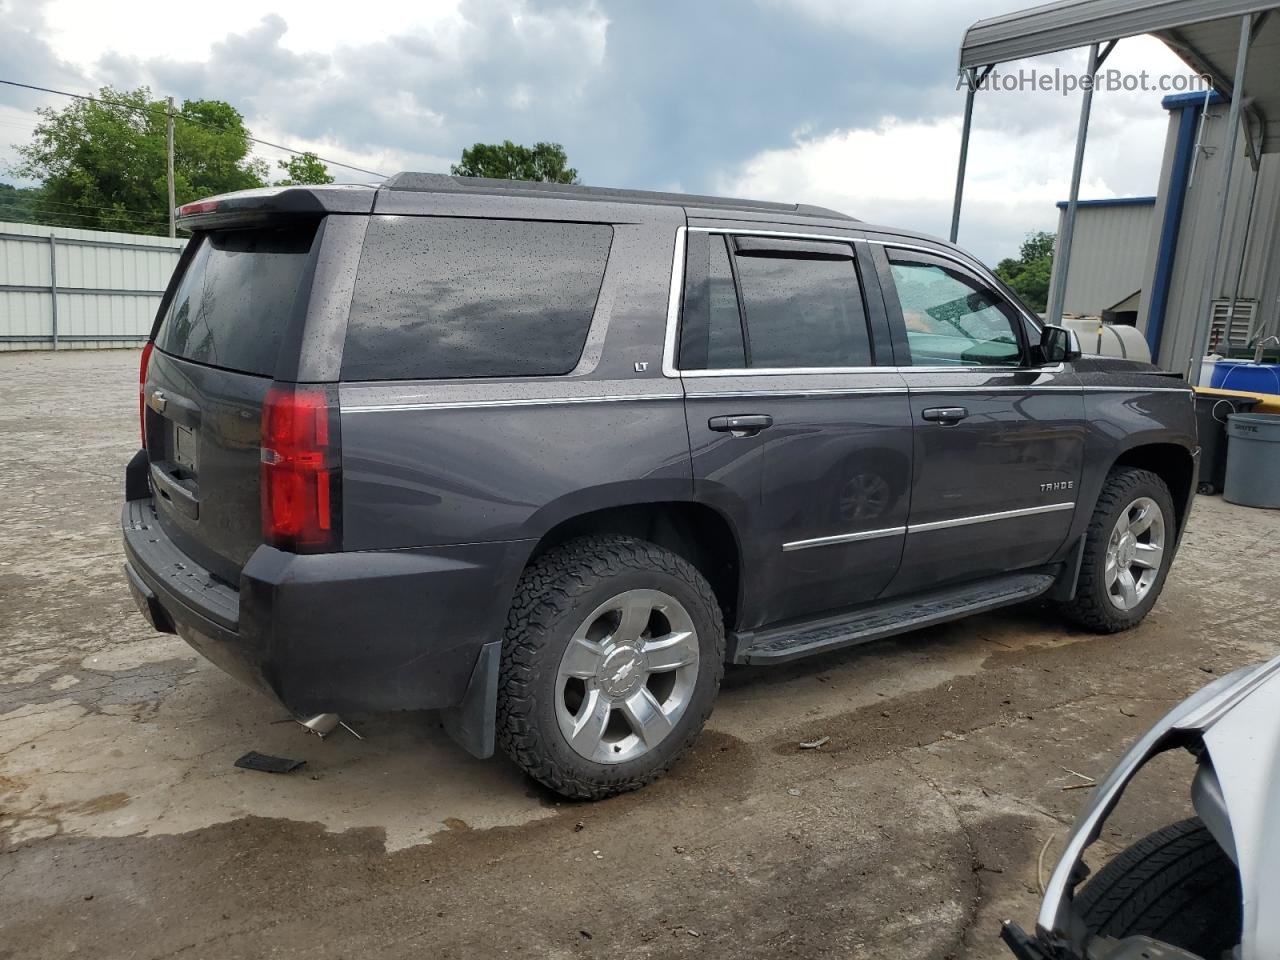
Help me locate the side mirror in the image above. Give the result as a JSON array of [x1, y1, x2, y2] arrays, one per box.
[[1039, 325, 1082, 364]]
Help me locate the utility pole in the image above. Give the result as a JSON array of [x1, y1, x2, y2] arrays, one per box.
[[166, 96, 176, 238]]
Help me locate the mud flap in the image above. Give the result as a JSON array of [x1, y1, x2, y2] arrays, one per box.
[[440, 641, 500, 759], [125, 448, 151, 501], [1050, 536, 1087, 602]]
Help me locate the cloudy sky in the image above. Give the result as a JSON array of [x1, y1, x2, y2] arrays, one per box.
[[1, 0, 1202, 263]]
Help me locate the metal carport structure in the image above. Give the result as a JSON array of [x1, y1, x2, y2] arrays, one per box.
[[953, 0, 1280, 382]]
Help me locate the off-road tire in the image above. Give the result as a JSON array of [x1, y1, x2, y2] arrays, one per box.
[[1061, 467, 1176, 633], [496, 536, 725, 800], [1076, 817, 1241, 956]]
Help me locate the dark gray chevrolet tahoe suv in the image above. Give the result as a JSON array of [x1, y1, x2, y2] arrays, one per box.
[[123, 174, 1198, 798]]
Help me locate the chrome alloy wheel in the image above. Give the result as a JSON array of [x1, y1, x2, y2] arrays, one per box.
[[555, 589, 700, 764], [1105, 496, 1166, 611]]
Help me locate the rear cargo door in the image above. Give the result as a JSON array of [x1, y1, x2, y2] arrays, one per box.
[[144, 224, 319, 583]]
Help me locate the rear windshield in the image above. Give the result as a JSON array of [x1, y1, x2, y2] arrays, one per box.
[[154, 226, 316, 376], [341, 216, 612, 381]]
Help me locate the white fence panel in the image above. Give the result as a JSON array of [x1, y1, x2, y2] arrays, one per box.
[[0, 220, 186, 351]]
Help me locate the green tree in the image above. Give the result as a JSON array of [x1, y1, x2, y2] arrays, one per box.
[[11, 86, 267, 235], [0, 182, 42, 224], [275, 151, 333, 186], [451, 140, 579, 183], [996, 230, 1056, 313]]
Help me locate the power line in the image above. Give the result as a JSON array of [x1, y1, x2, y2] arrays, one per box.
[[0, 191, 171, 228], [17, 195, 169, 219], [13, 202, 166, 222], [0, 78, 389, 179], [2, 208, 167, 229]]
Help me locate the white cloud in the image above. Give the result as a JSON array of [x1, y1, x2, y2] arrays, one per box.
[[5, 1, 1207, 260], [41, 0, 467, 63], [717, 33, 1195, 263], [716, 115, 1137, 265]]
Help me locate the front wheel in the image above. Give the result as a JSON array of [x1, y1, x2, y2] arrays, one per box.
[[1076, 817, 1241, 956], [496, 536, 725, 799], [1061, 467, 1177, 633]]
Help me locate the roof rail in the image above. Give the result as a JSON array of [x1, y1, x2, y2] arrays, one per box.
[[381, 172, 854, 220]]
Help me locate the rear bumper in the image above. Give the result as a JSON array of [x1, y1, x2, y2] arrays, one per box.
[[122, 496, 531, 717]]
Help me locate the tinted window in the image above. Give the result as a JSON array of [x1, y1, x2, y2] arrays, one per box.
[[154, 226, 316, 376], [342, 217, 612, 381], [889, 256, 1023, 367], [679, 234, 746, 369], [734, 243, 872, 368]]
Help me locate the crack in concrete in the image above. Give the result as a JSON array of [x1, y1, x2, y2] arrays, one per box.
[[905, 762, 986, 960]]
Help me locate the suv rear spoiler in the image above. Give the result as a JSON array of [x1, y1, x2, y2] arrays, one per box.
[[176, 185, 376, 230]]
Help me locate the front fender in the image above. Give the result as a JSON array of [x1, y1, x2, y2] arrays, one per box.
[[1037, 655, 1280, 957]]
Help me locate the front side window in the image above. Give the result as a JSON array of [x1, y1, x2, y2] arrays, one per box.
[[888, 254, 1023, 367], [343, 217, 612, 381]]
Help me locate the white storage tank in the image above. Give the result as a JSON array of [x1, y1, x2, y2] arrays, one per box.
[[1062, 318, 1152, 363]]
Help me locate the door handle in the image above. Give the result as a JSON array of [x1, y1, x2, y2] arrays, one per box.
[[148, 387, 201, 427], [708, 414, 773, 437], [921, 406, 969, 424]]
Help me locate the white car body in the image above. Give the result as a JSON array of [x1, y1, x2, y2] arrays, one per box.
[[1015, 654, 1280, 959]]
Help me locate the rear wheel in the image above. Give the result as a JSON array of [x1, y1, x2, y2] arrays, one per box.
[[1061, 467, 1176, 633], [496, 536, 725, 799], [1076, 817, 1241, 956]]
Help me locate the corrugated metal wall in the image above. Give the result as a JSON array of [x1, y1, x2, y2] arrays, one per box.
[[1049, 201, 1156, 317], [1140, 103, 1280, 370], [0, 220, 186, 351]]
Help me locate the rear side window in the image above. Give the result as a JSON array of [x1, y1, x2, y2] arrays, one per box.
[[342, 217, 613, 381], [155, 226, 316, 376], [734, 240, 871, 369], [679, 234, 746, 369]]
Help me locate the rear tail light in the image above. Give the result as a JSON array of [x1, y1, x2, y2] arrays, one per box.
[[139, 340, 154, 449], [260, 384, 342, 553]]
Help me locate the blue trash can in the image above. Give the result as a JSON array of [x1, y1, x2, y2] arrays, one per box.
[[1224, 413, 1280, 509]]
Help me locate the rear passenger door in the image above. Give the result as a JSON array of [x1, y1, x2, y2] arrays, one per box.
[[871, 244, 1085, 596], [677, 227, 913, 631]]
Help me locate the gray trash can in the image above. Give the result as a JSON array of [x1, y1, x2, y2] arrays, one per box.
[[1224, 413, 1280, 509]]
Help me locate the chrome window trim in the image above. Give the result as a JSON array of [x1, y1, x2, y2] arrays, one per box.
[[661, 226, 686, 378], [683, 366, 887, 377], [907, 501, 1075, 534], [686, 387, 908, 400], [1081, 385, 1193, 394], [661, 226, 1063, 379], [344, 393, 683, 414], [896, 363, 1066, 374], [684, 364, 1066, 378], [909, 383, 1079, 393], [783, 526, 907, 552]]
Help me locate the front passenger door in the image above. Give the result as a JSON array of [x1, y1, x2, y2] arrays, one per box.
[[874, 245, 1085, 597]]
